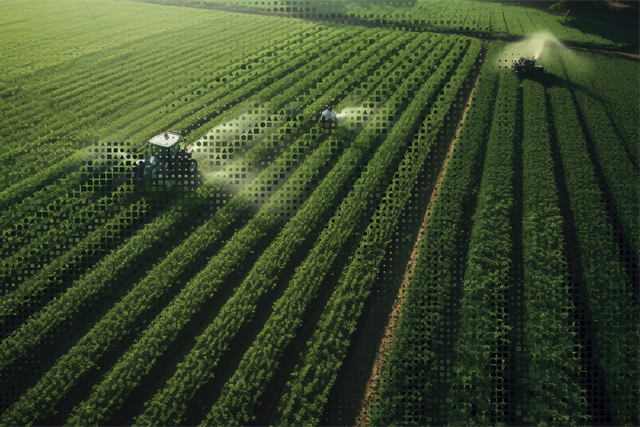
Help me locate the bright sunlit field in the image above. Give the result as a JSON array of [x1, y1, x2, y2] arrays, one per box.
[[1, 1, 638, 426]]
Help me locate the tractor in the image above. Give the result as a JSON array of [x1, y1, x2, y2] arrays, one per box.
[[318, 106, 338, 129], [132, 131, 197, 191], [510, 56, 545, 78]]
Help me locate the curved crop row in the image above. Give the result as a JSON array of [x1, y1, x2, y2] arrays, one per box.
[[547, 85, 639, 427], [0, 185, 137, 314], [130, 31, 449, 427], [275, 38, 481, 427], [368, 41, 503, 426], [199, 36, 466, 427], [519, 78, 589, 426]]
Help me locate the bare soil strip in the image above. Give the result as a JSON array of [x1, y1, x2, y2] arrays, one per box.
[[354, 71, 482, 427]]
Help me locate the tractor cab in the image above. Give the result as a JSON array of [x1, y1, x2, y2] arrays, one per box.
[[132, 131, 197, 190], [511, 56, 545, 78]]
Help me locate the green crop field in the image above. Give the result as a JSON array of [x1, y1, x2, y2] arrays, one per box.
[[1, 1, 638, 426]]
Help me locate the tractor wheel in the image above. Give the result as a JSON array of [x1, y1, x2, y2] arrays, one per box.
[[132, 161, 145, 185], [187, 159, 197, 174]]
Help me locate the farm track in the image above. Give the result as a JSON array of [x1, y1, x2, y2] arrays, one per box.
[[353, 63, 483, 427]]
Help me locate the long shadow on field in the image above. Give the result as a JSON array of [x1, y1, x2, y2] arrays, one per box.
[[0, 182, 193, 336], [316, 47, 489, 426], [501, 81, 526, 425], [558, 67, 640, 312], [172, 127, 366, 427], [545, 89, 617, 427], [26, 192, 244, 426], [104, 220, 279, 427]]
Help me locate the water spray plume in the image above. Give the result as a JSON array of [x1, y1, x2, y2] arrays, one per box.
[[499, 32, 566, 63]]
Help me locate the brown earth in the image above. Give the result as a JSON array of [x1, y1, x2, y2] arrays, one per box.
[[354, 70, 482, 427]]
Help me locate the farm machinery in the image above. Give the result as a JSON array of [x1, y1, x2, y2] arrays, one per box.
[[318, 106, 338, 128], [510, 56, 545, 78], [132, 131, 197, 191]]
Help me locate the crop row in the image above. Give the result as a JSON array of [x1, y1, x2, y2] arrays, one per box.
[[0, 200, 151, 324], [199, 35, 466, 427], [368, 41, 503, 426], [0, 154, 130, 254], [0, 28, 404, 421], [519, 78, 589, 425], [192, 28, 412, 164], [0, 184, 135, 298], [128, 32, 446, 427], [275, 37, 481, 427], [0, 26, 349, 229], [3, 17, 289, 164], [547, 84, 639, 427]]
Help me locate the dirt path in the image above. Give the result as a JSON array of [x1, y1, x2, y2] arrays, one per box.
[[354, 71, 482, 427]]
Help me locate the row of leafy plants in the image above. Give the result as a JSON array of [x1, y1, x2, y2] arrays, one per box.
[[367, 41, 503, 426], [518, 78, 590, 426], [128, 31, 453, 427], [547, 83, 639, 427], [3, 17, 294, 177], [0, 183, 136, 302], [0, 32, 410, 421], [275, 37, 481, 427], [197, 35, 468, 427]]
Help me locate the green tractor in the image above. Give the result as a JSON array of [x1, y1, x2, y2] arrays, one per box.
[[132, 131, 197, 191], [510, 56, 545, 78]]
